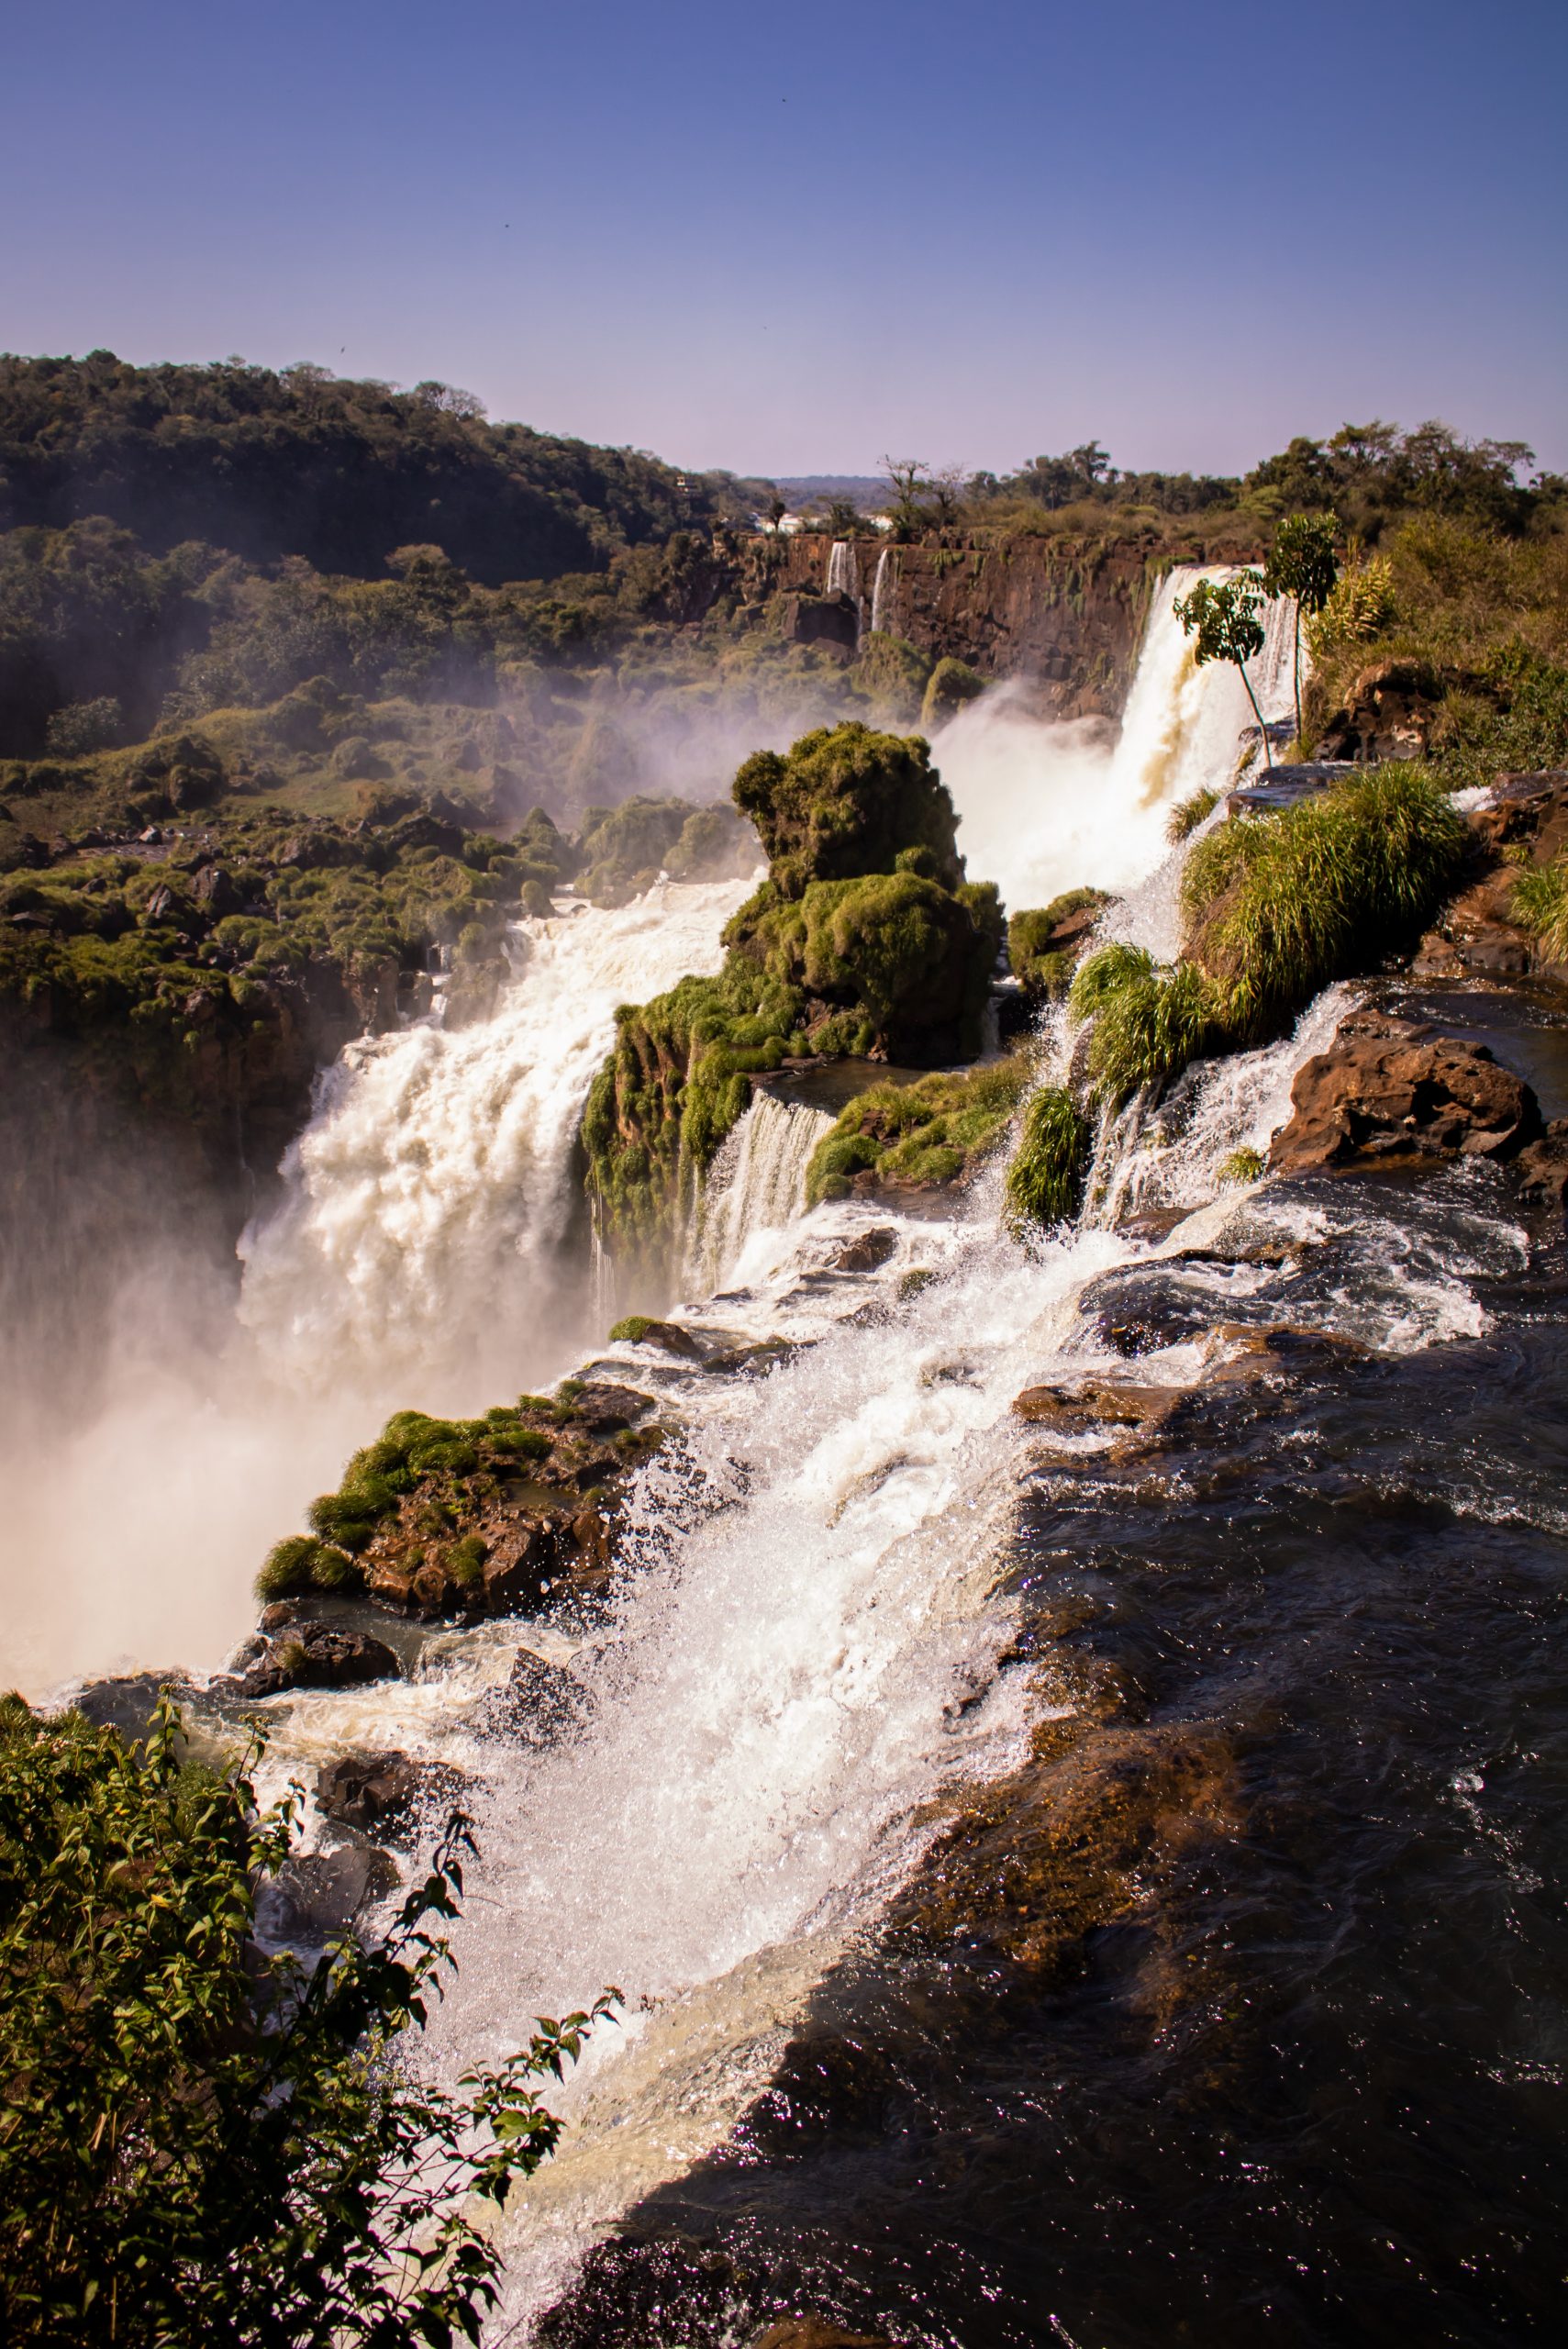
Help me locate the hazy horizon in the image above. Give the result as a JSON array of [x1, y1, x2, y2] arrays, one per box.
[[4, 0, 1565, 478]]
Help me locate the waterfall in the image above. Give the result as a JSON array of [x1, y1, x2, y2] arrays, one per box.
[[691, 1090, 837, 1293], [825, 538, 862, 635], [870, 545, 896, 636], [932, 564, 1300, 917], [238, 879, 754, 1413], [376, 968, 1396, 2322]]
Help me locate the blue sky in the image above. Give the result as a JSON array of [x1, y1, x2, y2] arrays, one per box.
[[4, 0, 1564, 478]]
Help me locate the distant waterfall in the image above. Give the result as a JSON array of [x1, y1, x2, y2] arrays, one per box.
[[870, 546, 897, 636], [693, 1090, 836, 1292], [825, 538, 862, 628]]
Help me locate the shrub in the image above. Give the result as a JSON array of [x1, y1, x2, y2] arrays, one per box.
[[1511, 854, 1568, 962], [0, 1694, 612, 2345], [1071, 945, 1224, 1107], [609, 1316, 658, 1343], [805, 1054, 1029, 1204], [1166, 784, 1222, 843], [1305, 555, 1396, 661], [1180, 766, 1467, 1037], [445, 1533, 489, 1586], [256, 1533, 330, 1600], [1218, 1144, 1265, 1184], [1004, 1086, 1092, 1230]]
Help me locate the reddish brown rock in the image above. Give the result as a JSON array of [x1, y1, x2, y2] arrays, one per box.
[[1270, 1011, 1540, 1175]]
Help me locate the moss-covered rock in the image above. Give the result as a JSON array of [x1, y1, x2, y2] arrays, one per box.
[[805, 1052, 1031, 1205], [732, 722, 962, 898], [584, 722, 1003, 1258], [1008, 888, 1109, 1002], [254, 1390, 665, 1620], [919, 656, 988, 732]]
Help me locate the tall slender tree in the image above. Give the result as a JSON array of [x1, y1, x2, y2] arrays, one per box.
[[1173, 573, 1273, 769], [1264, 513, 1340, 748]]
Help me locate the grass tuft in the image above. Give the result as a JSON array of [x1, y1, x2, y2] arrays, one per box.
[[1180, 767, 1466, 1039], [1004, 1087, 1092, 1231]]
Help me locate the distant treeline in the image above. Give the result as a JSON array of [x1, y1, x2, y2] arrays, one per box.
[[0, 351, 773, 584]]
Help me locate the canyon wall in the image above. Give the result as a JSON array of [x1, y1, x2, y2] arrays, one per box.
[[741, 532, 1166, 718]]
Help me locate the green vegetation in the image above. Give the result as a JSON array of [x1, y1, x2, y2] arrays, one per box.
[[805, 1053, 1031, 1204], [1173, 573, 1273, 763], [1511, 856, 1568, 962], [1218, 1145, 1265, 1184], [0, 1691, 611, 2346], [586, 724, 1000, 1254], [1165, 785, 1223, 843], [608, 1316, 660, 1343], [1180, 766, 1468, 1039], [1069, 943, 1224, 1108], [919, 655, 987, 731], [1300, 517, 1568, 785], [1003, 1086, 1093, 1231], [1007, 888, 1110, 1000], [0, 351, 743, 584], [1263, 513, 1340, 746], [257, 1402, 586, 1600]]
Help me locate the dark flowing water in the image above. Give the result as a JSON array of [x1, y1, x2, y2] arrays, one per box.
[[539, 1175, 1568, 2347]]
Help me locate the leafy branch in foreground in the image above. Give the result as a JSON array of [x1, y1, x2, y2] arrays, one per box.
[[0, 1692, 616, 2346]]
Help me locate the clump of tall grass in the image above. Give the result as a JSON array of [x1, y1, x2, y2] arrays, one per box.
[[1166, 785, 1222, 843], [1512, 854, 1568, 963], [1004, 1086, 1092, 1232], [1180, 767, 1466, 1039], [1068, 944, 1225, 1108]]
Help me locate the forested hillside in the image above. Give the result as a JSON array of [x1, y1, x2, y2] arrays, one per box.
[[0, 351, 751, 582]]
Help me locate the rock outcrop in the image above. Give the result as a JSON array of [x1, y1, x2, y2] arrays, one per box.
[[1269, 1009, 1540, 1175]]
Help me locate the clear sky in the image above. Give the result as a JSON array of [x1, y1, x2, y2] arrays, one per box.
[[4, 0, 1564, 480]]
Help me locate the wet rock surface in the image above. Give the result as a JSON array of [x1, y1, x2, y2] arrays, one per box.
[[1269, 1008, 1540, 1174], [255, 1842, 401, 1949], [219, 1619, 402, 1699], [478, 1647, 594, 1748], [315, 1750, 468, 1842], [539, 1243, 1568, 2347]]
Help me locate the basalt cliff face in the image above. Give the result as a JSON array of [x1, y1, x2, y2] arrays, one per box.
[[742, 533, 1163, 715]]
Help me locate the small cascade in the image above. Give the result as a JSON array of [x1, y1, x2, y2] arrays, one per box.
[[825, 539, 862, 639], [692, 1089, 837, 1293], [870, 545, 897, 636]]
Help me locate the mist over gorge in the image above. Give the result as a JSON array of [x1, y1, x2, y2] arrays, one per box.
[[5, 348, 1568, 2349]]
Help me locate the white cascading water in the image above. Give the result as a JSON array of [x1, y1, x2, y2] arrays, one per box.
[[238, 878, 754, 1412], [825, 538, 862, 633], [870, 544, 896, 636], [933, 565, 1298, 915], [689, 1090, 837, 1294]]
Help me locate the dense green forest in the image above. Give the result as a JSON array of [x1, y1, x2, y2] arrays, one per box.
[[0, 351, 767, 580]]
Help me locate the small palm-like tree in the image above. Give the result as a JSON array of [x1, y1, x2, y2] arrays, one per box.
[[1263, 514, 1340, 748], [1173, 573, 1273, 769]]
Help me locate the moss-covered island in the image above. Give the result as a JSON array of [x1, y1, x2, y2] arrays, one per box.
[[580, 722, 1004, 1259]]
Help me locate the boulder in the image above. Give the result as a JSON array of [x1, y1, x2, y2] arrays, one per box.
[[73, 1672, 195, 1749], [567, 1381, 655, 1434], [830, 1226, 898, 1273], [221, 1620, 402, 1699], [1270, 1011, 1540, 1176], [256, 1843, 401, 1948], [316, 1750, 467, 1842]]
